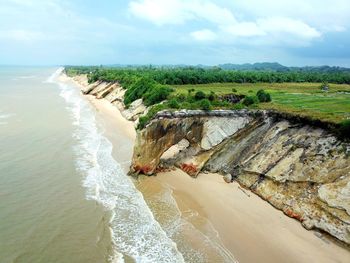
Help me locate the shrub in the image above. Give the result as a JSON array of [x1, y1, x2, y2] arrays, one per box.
[[320, 82, 329, 90], [232, 103, 244, 110], [256, 89, 272, 102], [136, 104, 167, 129], [188, 88, 195, 95], [194, 91, 206, 100], [138, 116, 148, 130], [232, 88, 237, 93], [338, 120, 350, 139], [199, 99, 211, 110], [208, 91, 216, 101], [124, 77, 155, 105], [168, 98, 180, 109], [242, 96, 256, 106], [177, 93, 186, 101], [143, 85, 172, 106]]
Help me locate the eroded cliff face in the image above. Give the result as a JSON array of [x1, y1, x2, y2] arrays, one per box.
[[72, 74, 147, 123], [130, 109, 350, 245]]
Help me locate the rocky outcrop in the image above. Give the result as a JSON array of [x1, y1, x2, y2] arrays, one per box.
[[130, 109, 350, 245], [72, 75, 148, 123]]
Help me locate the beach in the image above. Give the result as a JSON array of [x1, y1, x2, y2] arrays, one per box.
[[78, 77, 350, 262]]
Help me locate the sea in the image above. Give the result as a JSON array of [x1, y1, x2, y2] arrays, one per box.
[[0, 67, 234, 263]]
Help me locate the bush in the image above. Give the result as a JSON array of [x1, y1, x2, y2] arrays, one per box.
[[242, 96, 256, 106], [339, 120, 350, 139], [138, 116, 148, 130], [143, 85, 172, 106], [199, 99, 211, 110], [194, 91, 206, 100], [232, 88, 237, 93], [256, 89, 272, 102], [232, 103, 244, 110], [208, 91, 216, 101], [136, 104, 167, 129], [177, 94, 186, 101], [188, 88, 195, 95], [320, 82, 329, 90], [168, 98, 180, 109], [124, 77, 156, 105]]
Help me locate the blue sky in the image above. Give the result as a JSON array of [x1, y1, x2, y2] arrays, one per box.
[[1, 0, 349, 66]]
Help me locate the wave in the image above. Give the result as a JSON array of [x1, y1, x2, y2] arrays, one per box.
[[0, 111, 15, 125], [50, 68, 184, 263], [146, 187, 237, 262], [45, 67, 64, 83], [18, 75, 37, 79]]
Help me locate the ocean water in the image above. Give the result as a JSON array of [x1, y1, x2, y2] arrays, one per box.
[[0, 67, 237, 263], [0, 67, 184, 263]]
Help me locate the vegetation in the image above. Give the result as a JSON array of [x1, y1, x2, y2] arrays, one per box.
[[339, 120, 350, 139], [173, 82, 350, 123], [242, 96, 256, 106], [199, 99, 211, 110], [65, 66, 350, 133], [257, 89, 272, 102], [66, 66, 350, 85]]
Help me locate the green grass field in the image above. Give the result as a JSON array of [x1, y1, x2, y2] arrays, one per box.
[[173, 82, 350, 123]]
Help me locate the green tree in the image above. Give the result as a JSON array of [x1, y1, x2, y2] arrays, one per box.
[[194, 91, 206, 100], [199, 99, 211, 110], [168, 98, 180, 109], [256, 89, 272, 102], [242, 96, 256, 106]]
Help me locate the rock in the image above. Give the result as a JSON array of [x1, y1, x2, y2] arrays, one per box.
[[200, 116, 252, 150], [224, 173, 233, 183], [130, 109, 350, 244], [122, 99, 147, 121], [318, 176, 350, 216]]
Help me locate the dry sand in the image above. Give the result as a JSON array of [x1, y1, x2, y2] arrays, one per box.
[[151, 170, 350, 263], [66, 73, 350, 263]]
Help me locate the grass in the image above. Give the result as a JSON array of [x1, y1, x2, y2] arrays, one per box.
[[172, 82, 350, 123]]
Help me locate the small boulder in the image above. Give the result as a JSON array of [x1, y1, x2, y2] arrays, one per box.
[[223, 173, 233, 183]]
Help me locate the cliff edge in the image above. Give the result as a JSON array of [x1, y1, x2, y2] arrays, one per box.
[[130, 109, 350, 245]]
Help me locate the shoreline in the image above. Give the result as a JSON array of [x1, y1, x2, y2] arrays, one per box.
[[65, 72, 350, 262]]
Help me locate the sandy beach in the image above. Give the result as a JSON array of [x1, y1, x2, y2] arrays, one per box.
[[65, 73, 350, 262]]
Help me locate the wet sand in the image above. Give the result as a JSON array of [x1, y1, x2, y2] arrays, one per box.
[[70, 75, 350, 263]]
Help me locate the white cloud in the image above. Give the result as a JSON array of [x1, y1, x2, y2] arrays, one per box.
[[223, 22, 265, 37], [129, 0, 322, 46], [129, 0, 191, 25], [190, 29, 216, 41], [0, 30, 44, 41], [258, 17, 321, 39], [232, 0, 349, 33], [129, 0, 236, 25]]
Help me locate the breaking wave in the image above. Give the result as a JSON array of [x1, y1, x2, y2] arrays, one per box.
[[50, 68, 184, 263]]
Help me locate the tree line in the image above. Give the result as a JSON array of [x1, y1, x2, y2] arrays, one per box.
[[66, 66, 350, 85]]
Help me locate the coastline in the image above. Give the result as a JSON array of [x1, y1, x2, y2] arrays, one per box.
[[64, 72, 350, 263]]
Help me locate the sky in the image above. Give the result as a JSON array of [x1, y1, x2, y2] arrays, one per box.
[[0, 0, 349, 66]]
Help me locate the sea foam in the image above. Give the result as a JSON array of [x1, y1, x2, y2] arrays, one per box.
[[50, 68, 184, 263], [0, 111, 15, 125]]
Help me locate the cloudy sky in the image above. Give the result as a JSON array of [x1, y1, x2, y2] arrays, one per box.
[[1, 0, 349, 66]]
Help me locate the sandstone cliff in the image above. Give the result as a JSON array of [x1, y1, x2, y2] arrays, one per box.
[[130, 109, 350, 245], [69, 73, 350, 246], [71, 74, 148, 123]]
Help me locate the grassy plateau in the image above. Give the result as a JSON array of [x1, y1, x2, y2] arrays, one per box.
[[173, 82, 350, 124]]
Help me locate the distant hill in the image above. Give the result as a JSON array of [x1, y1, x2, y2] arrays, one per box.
[[218, 62, 350, 73], [219, 62, 289, 71], [70, 62, 350, 73]]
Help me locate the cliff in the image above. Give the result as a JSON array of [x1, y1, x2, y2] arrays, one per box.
[[130, 109, 350, 245], [71, 74, 147, 123], [68, 73, 350, 246]]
